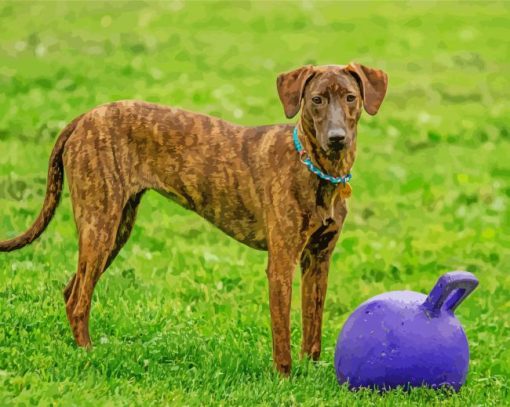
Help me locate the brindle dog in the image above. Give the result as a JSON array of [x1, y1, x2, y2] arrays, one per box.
[[0, 63, 387, 374]]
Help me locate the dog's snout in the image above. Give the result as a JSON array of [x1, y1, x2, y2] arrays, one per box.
[[328, 129, 346, 144]]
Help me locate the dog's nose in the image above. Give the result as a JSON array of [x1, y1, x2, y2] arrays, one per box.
[[328, 129, 346, 144]]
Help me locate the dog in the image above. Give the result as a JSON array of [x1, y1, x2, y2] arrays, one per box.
[[0, 63, 387, 374]]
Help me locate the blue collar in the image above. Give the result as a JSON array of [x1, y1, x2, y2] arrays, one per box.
[[292, 127, 352, 185]]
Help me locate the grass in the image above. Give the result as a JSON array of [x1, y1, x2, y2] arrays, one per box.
[[1, 1, 509, 405]]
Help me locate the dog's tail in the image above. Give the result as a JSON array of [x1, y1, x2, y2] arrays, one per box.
[[0, 114, 84, 252]]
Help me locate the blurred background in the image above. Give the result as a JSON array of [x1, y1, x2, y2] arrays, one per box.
[[0, 1, 509, 405]]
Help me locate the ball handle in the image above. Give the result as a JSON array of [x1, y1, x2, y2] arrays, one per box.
[[423, 271, 479, 315]]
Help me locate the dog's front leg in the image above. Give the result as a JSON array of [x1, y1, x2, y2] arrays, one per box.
[[266, 250, 297, 375], [266, 230, 303, 375], [300, 221, 341, 361]]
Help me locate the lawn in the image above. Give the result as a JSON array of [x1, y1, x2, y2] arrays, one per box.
[[1, 1, 509, 405]]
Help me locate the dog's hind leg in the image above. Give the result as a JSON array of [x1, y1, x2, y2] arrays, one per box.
[[63, 190, 145, 304], [64, 205, 124, 348], [104, 190, 145, 272], [63, 274, 76, 303]]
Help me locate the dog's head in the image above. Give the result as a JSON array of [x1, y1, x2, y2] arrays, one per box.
[[277, 63, 388, 153]]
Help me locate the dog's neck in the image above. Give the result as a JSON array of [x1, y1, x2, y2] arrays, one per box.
[[297, 116, 357, 180]]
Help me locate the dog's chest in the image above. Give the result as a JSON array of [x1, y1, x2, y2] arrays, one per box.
[[314, 181, 349, 225]]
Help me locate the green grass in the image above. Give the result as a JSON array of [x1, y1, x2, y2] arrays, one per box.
[[1, 1, 510, 405]]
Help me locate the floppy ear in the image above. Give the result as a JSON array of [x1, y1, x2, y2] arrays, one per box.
[[276, 65, 315, 119], [346, 63, 388, 115]]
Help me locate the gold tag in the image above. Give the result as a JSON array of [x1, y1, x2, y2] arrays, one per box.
[[338, 183, 352, 199]]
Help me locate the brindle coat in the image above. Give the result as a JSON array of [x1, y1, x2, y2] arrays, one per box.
[[0, 63, 387, 374]]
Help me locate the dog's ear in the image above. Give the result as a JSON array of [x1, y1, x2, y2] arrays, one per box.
[[276, 65, 315, 119], [346, 63, 388, 115]]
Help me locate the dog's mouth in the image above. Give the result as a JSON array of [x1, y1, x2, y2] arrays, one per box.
[[328, 139, 347, 151]]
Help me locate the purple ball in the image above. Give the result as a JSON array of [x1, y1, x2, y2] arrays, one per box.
[[334, 271, 478, 391]]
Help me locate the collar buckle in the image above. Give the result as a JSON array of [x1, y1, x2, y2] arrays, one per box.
[[299, 150, 309, 164]]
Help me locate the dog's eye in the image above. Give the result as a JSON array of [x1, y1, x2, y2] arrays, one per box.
[[346, 94, 356, 103], [311, 96, 323, 105]]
